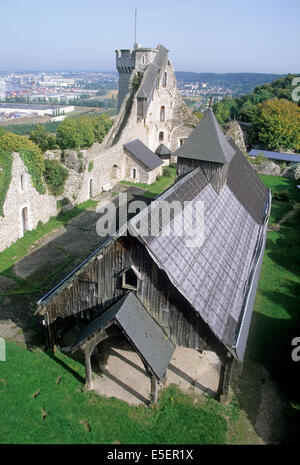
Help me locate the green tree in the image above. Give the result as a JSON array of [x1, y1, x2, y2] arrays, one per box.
[[56, 119, 81, 149], [29, 125, 55, 152], [252, 98, 300, 151], [76, 116, 95, 147]]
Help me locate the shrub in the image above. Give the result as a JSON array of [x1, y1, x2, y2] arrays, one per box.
[[273, 190, 290, 202], [0, 133, 46, 194], [19, 149, 45, 194], [0, 150, 13, 216], [169, 162, 176, 169], [57, 198, 69, 210], [44, 159, 69, 196], [88, 160, 94, 172], [163, 166, 172, 177], [252, 153, 267, 164]]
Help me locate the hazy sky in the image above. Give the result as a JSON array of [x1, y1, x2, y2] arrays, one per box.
[[1, 0, 299, 73]]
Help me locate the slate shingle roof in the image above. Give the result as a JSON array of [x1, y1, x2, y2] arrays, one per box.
[[72, 292, 175, 380], [227, 138, 269, 225], [136, 44, 169, 101], [128, 163, 269, 360], [155, 143, 172, 156], [124, 139, 163, 170], [174, 108, 236, 164]]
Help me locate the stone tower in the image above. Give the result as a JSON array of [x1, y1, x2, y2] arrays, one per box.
[[115, 43, 159, 111]]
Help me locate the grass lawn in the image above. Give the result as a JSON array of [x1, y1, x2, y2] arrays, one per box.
[[252, 175, 300, 405], [0, 172, 299, 443], [258, 174, 300, 223], [0, 342, 228, 444], [120, 166, 177, 200]]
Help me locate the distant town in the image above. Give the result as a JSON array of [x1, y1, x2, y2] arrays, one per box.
[[0, 70, 284, 121]]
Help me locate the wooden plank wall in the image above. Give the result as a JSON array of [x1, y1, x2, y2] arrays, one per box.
[[43, 234, 226, 360]]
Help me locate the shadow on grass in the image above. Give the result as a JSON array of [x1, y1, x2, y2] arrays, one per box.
[[45, 349, 85, 384]]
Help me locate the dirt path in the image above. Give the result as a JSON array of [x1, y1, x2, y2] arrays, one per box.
[[91, 337, 220, 406]]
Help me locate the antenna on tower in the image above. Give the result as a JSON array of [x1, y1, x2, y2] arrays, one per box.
[[134, 6, 137, 45]]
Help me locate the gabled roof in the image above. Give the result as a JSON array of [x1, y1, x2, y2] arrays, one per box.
[[128, 164, 270, 361], [155, 143, 171, 156], [174, 108, 236, 164], [124, 139, 163, 170], [72, 292, 175, 380]]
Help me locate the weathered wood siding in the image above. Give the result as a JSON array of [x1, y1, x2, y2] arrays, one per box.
[[42, 234, 226, 359], [177, 157, 228, 194]]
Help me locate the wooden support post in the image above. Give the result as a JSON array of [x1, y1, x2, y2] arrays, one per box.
[[217, 354, 233, 403], [150, 374, 158, 406], [97, 342, 108, 372], [45, 313, 56, 352], [84, 348, 93, 390]]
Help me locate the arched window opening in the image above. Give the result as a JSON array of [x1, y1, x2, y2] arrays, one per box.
[[159, 131, 164, 142], [160, 106, 165, 122], [21, 207, 28, 235], [163, 72, 167, 87], [89, 179, 93, 199], [20, 174, 25, 191]]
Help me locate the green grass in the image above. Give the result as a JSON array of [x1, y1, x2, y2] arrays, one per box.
[[0, 342, 228, 444], [258, 174, 300, 224], [250, 175, 300, 404], [0, 199, 98, 277], [0, 173, 299, 443], [121, 167, 177, 200]]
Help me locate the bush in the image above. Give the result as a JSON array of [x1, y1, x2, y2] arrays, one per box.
[[0, 150, 13, 216], [29, 125, 57, 152], [163, 166, 172, 177], [273, 190, 290, 202], [88, 160, 94, 172], [0, 133, 45, 194], [252, 153, 267, 164], [57, 198, 69, 210], [44, 159, 69, 196]]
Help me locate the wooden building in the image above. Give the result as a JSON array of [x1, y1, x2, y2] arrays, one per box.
[[36, 109, 271, 404]]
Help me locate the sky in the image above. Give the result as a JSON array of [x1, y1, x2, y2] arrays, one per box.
[[0, 0, 299, 74]]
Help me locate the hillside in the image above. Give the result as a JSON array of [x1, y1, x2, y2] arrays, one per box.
[[175, 72, 284, 96], [213, 74, 300, 152], [213, 74, 300, 124]]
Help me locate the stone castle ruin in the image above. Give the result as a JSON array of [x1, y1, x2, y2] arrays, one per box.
[[0, 43, 196, 252]]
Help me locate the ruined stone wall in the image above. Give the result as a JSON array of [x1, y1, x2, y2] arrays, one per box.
[[54, 47, 196, 203], [0, 153, 57, 252]]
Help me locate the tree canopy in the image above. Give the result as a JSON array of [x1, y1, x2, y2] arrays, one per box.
[[56, 114, 113, 150], [251, 98, 300, 151]]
